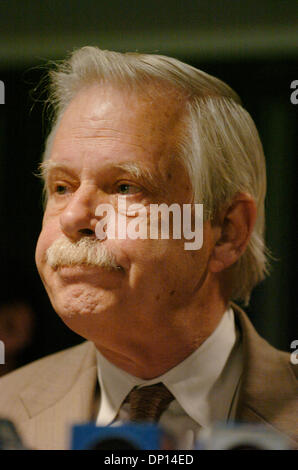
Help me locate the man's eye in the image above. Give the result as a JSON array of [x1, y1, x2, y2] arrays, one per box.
[[54, 184, 69, 195], [117, 184, 140, 195]]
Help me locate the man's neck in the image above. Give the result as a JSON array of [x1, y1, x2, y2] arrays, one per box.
[[95, 297, 228, 379]]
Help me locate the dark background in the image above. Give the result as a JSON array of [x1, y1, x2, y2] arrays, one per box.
[[0, 0, 297, 368]]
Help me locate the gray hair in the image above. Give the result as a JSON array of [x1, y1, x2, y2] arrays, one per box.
[[42, 46, 270, 305]]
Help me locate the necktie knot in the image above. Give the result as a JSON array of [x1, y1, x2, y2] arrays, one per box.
[[127, 382, 174, 423]]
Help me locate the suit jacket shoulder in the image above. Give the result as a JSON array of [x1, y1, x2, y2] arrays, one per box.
[[0, 341, 98, 449], [233, 304, 298, 448]]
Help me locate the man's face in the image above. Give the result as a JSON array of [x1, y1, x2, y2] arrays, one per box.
[[35, 84, 214, 362]]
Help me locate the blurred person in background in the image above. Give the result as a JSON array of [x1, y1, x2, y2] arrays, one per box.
[[0, 265, 37, 377], [0, 298, 35, 377]]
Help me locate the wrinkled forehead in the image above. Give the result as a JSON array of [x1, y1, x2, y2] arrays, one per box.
[[57, 81, 187, 137], [46, 82, 189, 177], [43, 83, 192, 195]]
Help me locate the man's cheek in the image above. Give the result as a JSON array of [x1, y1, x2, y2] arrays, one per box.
[[35, 236, 46, 274], [35, 226, 56, 267], [120, 241, 180, 279]]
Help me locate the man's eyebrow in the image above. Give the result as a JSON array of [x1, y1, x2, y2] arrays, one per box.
[[113, 162, 155, 182], [37, 160, 74, 181], [112, 162, 167, 197]]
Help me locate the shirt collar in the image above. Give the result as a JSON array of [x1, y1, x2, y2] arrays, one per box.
[[96, 307, 240, 427]]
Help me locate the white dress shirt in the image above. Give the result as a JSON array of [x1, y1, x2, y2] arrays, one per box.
[[95, 307, 243, 449]]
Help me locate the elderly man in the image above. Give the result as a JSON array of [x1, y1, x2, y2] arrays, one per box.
[[0, 47, 297, 450]]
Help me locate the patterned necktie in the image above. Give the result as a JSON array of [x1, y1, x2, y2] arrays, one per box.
[[127, 382, 174, 423]]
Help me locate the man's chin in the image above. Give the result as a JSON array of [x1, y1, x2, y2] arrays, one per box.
[[47, 282, 120, 320], [51, 291, 125, 345]]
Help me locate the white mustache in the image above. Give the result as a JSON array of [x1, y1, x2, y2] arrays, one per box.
[[46, 236, 121, 271]]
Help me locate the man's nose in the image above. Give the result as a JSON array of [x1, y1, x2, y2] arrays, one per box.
[[59, 186, 100, 241]]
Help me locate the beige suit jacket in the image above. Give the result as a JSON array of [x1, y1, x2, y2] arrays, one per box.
[[0, 305, 297, 450]]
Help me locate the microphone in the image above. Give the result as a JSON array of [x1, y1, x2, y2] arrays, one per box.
[[70, 422, 175, 450], [195, 422, 292, 450], [70, 421, 292, 450]]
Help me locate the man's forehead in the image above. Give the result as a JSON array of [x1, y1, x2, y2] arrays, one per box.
[[57, 82, 186, 134], [41, 83, 190, 198], [46, 85, 185, 172]]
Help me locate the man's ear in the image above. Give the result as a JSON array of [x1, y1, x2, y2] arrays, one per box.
[[209, 193, 257, 273]]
